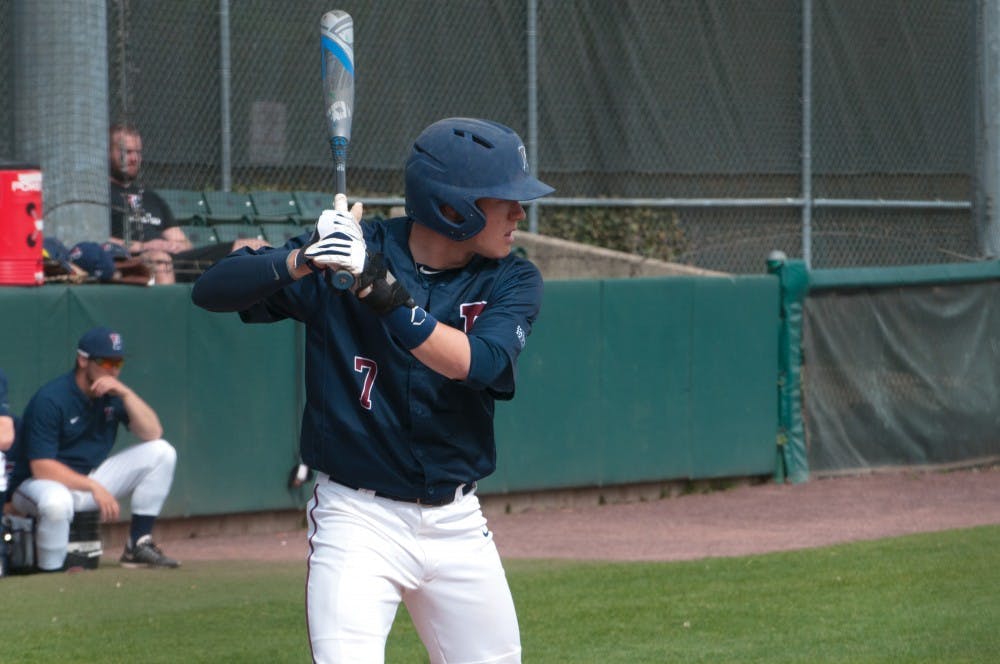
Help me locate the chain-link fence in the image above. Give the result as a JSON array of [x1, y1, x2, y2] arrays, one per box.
[[0, 6, 11, 163], [1, 0, 981, 273]]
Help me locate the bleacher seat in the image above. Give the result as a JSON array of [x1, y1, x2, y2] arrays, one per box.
[[250, 190, 299, 223], [202, 190, 255, 223], [177, 224, 218, 249], [211, 223, 264, 244], [157, 189, 207, 224], [259, 222, 307, 246], [292, 191, 333, 225]]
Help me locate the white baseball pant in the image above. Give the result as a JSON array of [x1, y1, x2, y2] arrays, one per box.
[[11, 438, 176, 571], [306, 475, 521, 664]]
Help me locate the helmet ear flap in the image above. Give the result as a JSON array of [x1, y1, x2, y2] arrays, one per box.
[[449, 197, 488, 238], [406, 167, 487, 241]]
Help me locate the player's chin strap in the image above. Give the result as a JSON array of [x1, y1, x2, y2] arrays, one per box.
[[357, 253, 437, 349]]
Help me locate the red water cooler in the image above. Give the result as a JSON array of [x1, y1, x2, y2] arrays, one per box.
[[0, 164, 44, 286]]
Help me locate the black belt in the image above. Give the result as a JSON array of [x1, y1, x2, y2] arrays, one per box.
[[334, 479, 476, 507]]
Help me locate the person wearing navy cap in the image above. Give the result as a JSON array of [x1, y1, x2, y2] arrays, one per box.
[[8, 326, 180, 570]]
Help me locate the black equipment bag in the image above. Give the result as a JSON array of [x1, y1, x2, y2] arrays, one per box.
[[1, 514, 37, 575]]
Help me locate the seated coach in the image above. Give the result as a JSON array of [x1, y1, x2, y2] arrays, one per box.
[[8, 327, 180, 570]]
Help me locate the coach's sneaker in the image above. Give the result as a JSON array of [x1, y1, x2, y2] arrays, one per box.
[[120, 535, 181, 569]]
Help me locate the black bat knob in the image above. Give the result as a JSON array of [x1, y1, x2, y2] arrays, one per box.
[[331, 270, 355, 290]]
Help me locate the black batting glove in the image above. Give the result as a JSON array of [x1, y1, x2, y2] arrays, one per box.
[[353, 251, 384, 293], [356, 253, 415, 315]]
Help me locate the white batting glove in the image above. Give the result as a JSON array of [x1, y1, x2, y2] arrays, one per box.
[[303, 209, 366, 275]]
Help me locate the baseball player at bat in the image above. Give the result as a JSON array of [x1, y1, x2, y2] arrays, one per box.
[[192, 117, 554, 663]]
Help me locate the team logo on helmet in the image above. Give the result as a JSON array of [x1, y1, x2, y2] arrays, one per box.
[[518, 145, 528, 173]]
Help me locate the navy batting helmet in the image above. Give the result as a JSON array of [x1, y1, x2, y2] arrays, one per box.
[[404, 118, 554, 241]]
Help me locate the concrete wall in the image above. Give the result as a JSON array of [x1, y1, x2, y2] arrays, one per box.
[[513, 232, 727, 280]]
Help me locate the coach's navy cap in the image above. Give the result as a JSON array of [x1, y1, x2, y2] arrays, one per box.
[[77, 326, 126, 359]]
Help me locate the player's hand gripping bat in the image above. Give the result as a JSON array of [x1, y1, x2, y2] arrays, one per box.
[[320, 10, 356, 290]]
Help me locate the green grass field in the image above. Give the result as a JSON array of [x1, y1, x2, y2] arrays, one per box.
[[4, 525, 998, 663]]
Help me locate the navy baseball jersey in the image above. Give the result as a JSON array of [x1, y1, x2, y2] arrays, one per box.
[[7, 371, 129, 495], [193, 217, 542, 505], [1, 368, 10, 493], [0, 368, 10, 419]]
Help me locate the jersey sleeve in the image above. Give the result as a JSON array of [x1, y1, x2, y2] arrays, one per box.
[[22, 393, 64, 461], [462, 258, 543, 397], [0, 368, 10, 417], [191, 241, 307, 319], [110, 402, 128, 438]]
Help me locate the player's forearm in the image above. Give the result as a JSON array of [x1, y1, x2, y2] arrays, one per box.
[[141, 237, 190, 254], [121, 390, 164, 441], [409, 323, 472, 381], [192, 248, 297, 312], [378, 303, 517, 386], [0, 415, 13, 451], [30, 458, 95, 492], [371, 299, 469, 379]]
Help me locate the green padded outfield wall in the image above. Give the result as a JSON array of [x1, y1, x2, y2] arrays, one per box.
[[0, 285, 308, 517], [486, 276, 779, 493], [0, 277, 778, 517]]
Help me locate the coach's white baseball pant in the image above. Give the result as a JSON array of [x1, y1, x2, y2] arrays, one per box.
[[306, 476, 521, 664], [12, 438, 176, 571]]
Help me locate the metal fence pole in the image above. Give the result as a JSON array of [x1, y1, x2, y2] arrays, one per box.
[[977, 0, 1000, 257], [13, 0, 108, 245], [800, 0, 814, 268], [526, 0, 540, 234], [219, 0, 232, 191], [114, 0, 130, 247]]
